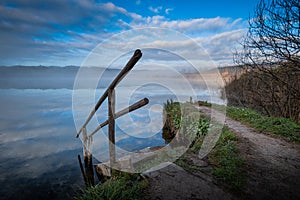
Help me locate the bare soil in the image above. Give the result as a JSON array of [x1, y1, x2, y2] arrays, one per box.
[[144, 106, 300, 200], [143, 162, 233, 200]]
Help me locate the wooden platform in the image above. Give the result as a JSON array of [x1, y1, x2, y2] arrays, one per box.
[[94, 146, 167, 176]]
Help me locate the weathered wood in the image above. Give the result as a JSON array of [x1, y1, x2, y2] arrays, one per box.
[[81, 127, 95, 187], [88, 98, 149, 137], [117, 155, 133, 172], [108, 88, 116, 166], [95, 157, 134, 177], [82, 127, 88, 158], [75, 49, 150, 182], [84, 153, 95, 187], [115, 98, 149, 118], [78, 154, 88, 185], [76, 49, 142, 138], [94, 145, 167, 176], [95, 163, 111, 177]]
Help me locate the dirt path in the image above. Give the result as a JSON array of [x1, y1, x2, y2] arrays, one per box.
[[145, 106, 300, 200], [197, 106, 300, 200], [143, 162, 233, 200]]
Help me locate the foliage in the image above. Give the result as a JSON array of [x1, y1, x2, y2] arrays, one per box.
[[229, 0, 300, 122], [197, 100, 212, 107], [75, 173, 148, 200], [236, 0, 300, 67], [226, 106, 300, 142], [175, 157, 202, 171], [224, 67, 300, 122], [175, 119, 245, 191], [198, 100, 300, 142], [164, 100, 181, 128], [163, 100, 211, 142], [209, 128, 245, 191], [165, 100, 246, 191]]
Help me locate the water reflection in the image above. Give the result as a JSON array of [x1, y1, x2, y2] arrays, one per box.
[[78, 154, 95, 187], [0, 149, 84, 200], [0, 73, 221, 199], [0, 89, 83, 200]]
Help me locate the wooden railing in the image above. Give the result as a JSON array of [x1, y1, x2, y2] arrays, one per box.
[[76, 49, 148, 168]]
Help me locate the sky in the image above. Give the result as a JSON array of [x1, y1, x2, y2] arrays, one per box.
[[0, 0, 259, 67]]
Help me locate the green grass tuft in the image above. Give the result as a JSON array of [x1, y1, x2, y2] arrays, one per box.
[[209, 128, 245, 191], [197, 100, 300, 142], [197, 100, 212, 107], [75, 173, 148, 200], [226, 106, 300, 142]]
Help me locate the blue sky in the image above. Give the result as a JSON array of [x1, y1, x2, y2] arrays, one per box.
[[0, 0, 259, 66]]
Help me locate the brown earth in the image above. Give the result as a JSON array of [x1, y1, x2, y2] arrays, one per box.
[[144, 162, 233, 200]]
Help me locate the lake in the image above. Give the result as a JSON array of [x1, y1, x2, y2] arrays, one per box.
[[0, 67, 223, 199]]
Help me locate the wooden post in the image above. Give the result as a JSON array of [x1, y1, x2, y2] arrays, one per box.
[[82, 127, 88, 159], [81, 127, 95, 186], [78, 154, 88, 185], [86, 136, 94, 186], [75, 49, 151, 180], [84, 156, 95, 186], [108, 88, 116, 167]]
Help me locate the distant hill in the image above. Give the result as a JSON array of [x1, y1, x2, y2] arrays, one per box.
[[0, 66, 120, 89]]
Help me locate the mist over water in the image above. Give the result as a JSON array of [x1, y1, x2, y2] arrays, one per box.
[[0, 66, 119, 89]]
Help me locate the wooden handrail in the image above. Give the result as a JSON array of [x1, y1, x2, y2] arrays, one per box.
[[88, 98, 149, 137], [76, 49, 142, 138]]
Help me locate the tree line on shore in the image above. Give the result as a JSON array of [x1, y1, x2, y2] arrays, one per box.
[[223, 0, 300, 123]]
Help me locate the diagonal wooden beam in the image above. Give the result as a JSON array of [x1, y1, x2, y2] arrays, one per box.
[[76, 49, 142, 138], [88, 98, 149, 138]]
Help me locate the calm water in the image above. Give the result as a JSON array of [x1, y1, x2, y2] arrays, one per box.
[[0, 89, 83, 200], [0, 66, 222, 199]]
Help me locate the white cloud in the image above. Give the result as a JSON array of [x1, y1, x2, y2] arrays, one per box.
[[130, 15, 244, 34], [101, 2, 142, 20], [123, 14, 246, 65], [148, 6, 163, 14], [0, 1, 247, 67], [165, 8, 173, 15]]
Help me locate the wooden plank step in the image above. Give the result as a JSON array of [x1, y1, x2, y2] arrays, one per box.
[[95, 146, 166, 177]]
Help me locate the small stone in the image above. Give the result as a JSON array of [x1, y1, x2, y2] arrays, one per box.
[[192, 159, 209, 167]]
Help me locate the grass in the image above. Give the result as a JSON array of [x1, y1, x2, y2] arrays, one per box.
[[75, 173, 148, 200], [175, 157, 202, 171], [166, 101, 245, 191], [176, 125, 245, 191], [197, 100, 212, 107], [208, 127, 245, 191], [187, 125, 245, 191], [194, 100, 300, 190], [226, 106, 300, 142], [77, 100, 253, 199], [197, 100, 300, 142], [172, 99, 299, 193]]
